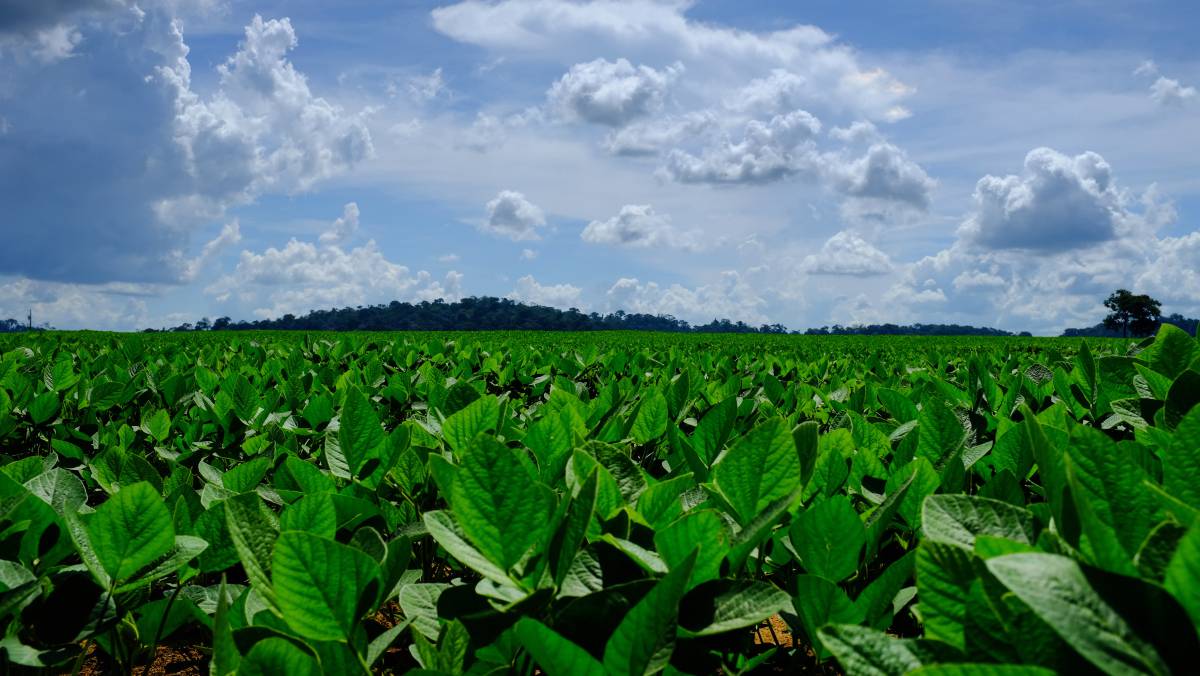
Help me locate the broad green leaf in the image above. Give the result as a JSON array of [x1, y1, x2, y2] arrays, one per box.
[[631, 390, 668, 444], [712, 418, 803, 525], [678, 579, 790, 636], [916, 398, 966, 475], [272, 531, 382, 642], [1165, 523, 1200, 629], [452, 435, 555, 572], [692, 397, 737, 464], [225, 492, 280, 609], [1161, 406, 1200, 510], [791, 574, 865, 653], [85, 482, 174, 585], [338, 388, 390, 482], [986, 553, 1169, 676], [922, 494, 1036, 550], [516, 618, 606, 676], [239, 638, 321, 676], [819, 624, 926, 676], [916, 540, 976, 651], [423, 510, 508, 583], [281, 492, 337, 539], [1141, 323, 1197, 380], [654, 509, 730, 587], [24, 468, 86, 514], [603, 550, 696, 676], [791, 495, 865, 581], [442, 394, 500, 454], [1066, 427, 1159, 574]]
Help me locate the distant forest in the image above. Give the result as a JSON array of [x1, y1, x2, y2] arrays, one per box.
[[3, 297, 1196, 337]]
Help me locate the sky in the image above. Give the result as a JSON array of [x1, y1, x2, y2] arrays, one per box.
[[0, 0, 1198, 334]]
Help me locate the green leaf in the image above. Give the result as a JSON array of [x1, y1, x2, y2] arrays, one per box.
[[85, 482, 174, 585], [603, 549, 696, 676], [272, 531, 382, 643], [29, 391, 59, 425], [423, 510, 508, 584], [338, 388, 390, 482], [225, 492, 279, 609], [516, 618, 606, 676], [819, 624, 926, 676], [1066, 427, 1159, 574], [678, 579, 790, 636], [1141, 323, 1198, 380], [238, 637, 321, 676], [113, 534, 208, 593], [631, 390, 668, 444], [653, 509, 730, 587], [1165, 523, 1200, 629], [791, 495, 866, 581], [916, 398, 966, 475], [142, 408, 171, 443], [911, 666, 1056, 676], [24, 468, 87, 514], [921, 494, 1036, 550], [451, 435, 555, 572], [1161, 406, 1200, 510], [281, 492, 337, 539], [211, 577, 240, 676], [1165, 369, 1200, 429], [692, 397, 736, 464], [790, 574, 865, 652], [986, 552, 1169, 676], [712, 418, 804, 525], [915, 540, 976, 651], [442, 394, 500, 454]]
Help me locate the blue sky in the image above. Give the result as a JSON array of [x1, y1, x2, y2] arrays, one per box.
[[1, 0, 1198, 333]]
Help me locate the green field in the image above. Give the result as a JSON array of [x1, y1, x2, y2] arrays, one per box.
[[0, 328, 1197, 674]]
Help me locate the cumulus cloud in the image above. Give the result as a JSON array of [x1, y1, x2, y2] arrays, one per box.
[[318, 202, 360, 246], [431, 0, 912, 122], [581, 204, 699, 250], [663, 109, 821, 184], [829, 120, 881, 144], [548, 57, 681, 127], [507, 275, 583, 309], [802, 231, 892, 276], [605, 272, 768, 324], [482, 190, 547, 240], [520, 248, 538, 260], [207, 205, 461, 318], [865, 147, 1199, 332], [0, 10, 371, 286], [827, 142, 936, 211], [958, 147, 1132, 252], [603, 110, 718, 156], [1134, 60, 1197, 107]]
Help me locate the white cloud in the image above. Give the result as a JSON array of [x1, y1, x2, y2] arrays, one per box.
[[605, 272, 768, 324], [207, 212, 462, 319], [0, 277, 155, 331], [866, 147, 1199, 333], [520, 248, 538, 260], [408, 67, 448, 102], [827, 142, 935, 211], [958, 147, 1132, 252], [482, 190, 546, 240], [318, 202, 360, 246], [602, 110, 717, 156], [1149, 76, 1197, 107], [829, 120, 880, 144], [181, 219, 241, 281], [157, 14, 374, 206], [31, 23, 84, 62], [802, 230, 892, 276], [662, 109, 821, 184], [1134, 60, 1197, 107], [431, 0, 912, 122], [507, 274, 583, 309], [438, 253, 461, 263], [548, 57, 681, 127], [581, 204, 699, 250]]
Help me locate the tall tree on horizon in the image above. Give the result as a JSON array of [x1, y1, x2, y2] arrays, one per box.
[[1102, 289, 1162, 338]]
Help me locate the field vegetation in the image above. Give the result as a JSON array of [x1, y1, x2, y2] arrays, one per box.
[[0, 328, 1196, 674]]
